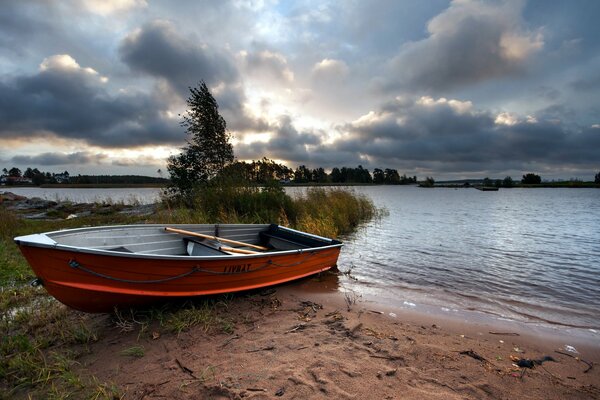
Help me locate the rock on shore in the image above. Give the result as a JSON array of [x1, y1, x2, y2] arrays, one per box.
[[0, 191, 157, 219]]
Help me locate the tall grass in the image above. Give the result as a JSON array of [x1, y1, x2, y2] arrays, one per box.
[[292, 188, 377, 238], [160, 182, 377, 238]]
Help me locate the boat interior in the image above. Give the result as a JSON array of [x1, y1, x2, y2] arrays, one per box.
[[45, 224, 339, 256]]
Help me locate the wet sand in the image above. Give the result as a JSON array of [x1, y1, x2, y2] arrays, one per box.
[[74, 275, 600, 399]]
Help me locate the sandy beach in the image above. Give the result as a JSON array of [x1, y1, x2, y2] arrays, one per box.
[[68, 274, 600, 399]]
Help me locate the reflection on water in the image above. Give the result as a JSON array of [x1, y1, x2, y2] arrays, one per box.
[[335, 186, 600, 331]]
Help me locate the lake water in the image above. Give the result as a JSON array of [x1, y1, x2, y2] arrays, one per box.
[[4, 185, 600, 335], [335, 186, 600, 336]]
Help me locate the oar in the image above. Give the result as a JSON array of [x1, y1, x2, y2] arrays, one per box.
[[220, 246, 259, 255], [164, 227, 269, 251]]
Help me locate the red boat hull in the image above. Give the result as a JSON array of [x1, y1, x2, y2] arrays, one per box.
[[18, 244, 341, 312]]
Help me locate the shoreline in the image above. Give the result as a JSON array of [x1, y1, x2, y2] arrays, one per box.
[[60, 276, 600, 399], [345, 284, 600, 347], [2, 188, 598, 341], [297, 274, 600, 351]]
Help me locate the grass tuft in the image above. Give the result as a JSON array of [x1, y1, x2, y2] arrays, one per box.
[[120, 346, 145, 358], [164, 300, 232, 335]]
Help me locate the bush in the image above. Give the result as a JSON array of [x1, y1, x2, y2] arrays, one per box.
[[161, 184, 377, 238], [521, 173, 541, 184]]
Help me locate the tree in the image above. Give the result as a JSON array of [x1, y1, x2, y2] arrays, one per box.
[[294, 165, 311, 183], [24, 168, 35, 179], [595, 171, 600, 184], [167, 81, 234, 198], [312, 167, 327, 183], [419, 176, 435, 187], [521, 173, 541, 184], [384, 168, 400, 184], [373, 168, 385, 184], [8, 167, 21, 177], [502, 176, 514, 188], [330, 167, 342, 183]]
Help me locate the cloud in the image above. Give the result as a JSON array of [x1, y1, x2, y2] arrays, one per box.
[[11, 151, 108, 166], [311, 58, 349, 82], [241, 50, 294, 84], [236, 115, 322, 163], [386, 0, 544, 92], [40, 54, 108, 82], [119, 20, 239, 95], [333, 95, 599, 173], [0, 54, 182, 147], [119, 20, 270, 134], [235, 94, 600, 175], [81, 0, 147, 16]]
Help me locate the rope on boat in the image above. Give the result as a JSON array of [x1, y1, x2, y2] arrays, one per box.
[[192, 262, 271, 275], [264, 251, 317, 268], [68, 250, 321, 281], [68, 259, 200, 284]]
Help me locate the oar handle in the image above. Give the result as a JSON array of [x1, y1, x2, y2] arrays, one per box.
[[220, 246, 259, 255], [164, 227, 269, 251]]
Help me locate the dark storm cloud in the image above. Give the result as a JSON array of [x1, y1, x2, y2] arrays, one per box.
[[11, 151, 107, 166], [386, 0, 543, 92], [333, 96, 600, 172], [119, 20, 269, 133], [0, 55, 181, 147], [119, 20, 238, 95], [246, 99, 595, 177], [0, 2, 59, 55]]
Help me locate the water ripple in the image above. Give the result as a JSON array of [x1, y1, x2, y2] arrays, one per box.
[[337, 186, 600, 330]]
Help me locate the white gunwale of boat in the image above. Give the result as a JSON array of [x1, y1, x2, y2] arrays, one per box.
[[14, 224, 343, 261]]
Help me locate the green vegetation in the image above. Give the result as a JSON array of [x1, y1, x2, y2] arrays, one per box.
[[0, 183, 378, 397], [166, 81, 234, 200], [419, 176, 435, 188], [521, 173, 542, 184], [160, 184, 377, 238], [120, 346, 145, 358]]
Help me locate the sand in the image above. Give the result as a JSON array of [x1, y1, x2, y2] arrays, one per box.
[[72, 273, 600, 400]]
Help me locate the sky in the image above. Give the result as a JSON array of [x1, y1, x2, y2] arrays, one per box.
[[1, 0, 599, 180]]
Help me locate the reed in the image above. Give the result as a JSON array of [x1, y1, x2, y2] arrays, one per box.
[[160, 183, 377, 238]]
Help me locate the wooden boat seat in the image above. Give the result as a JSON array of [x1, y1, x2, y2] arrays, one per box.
[[260, 232, 309, 250], [260, 224, 338, 250], [183, 237, 229, 256]]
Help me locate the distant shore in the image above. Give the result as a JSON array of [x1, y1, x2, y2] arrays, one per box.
[[39, 183, 166, 188], [2, 181, 598, 189]]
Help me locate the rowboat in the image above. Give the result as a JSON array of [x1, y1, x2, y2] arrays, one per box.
[[14, 224, 343, 312]]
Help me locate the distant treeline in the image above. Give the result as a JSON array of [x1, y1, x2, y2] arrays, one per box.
[[5, 162, 596, 187], [1, 167, 169, 186], [1, 167, 70, 185], [221, 158, 417, 184]]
